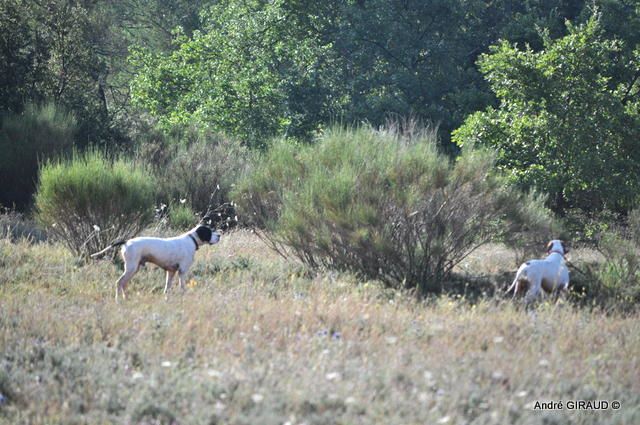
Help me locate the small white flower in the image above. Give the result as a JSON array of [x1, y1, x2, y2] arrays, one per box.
[[493, 336, 504, 344], [517, 390, 528, 398], [161, 361, 172, 368], [180, 198, 187, 204], [251, 393, 264, 403], [207, 369, 223, 378], [325, 372, 341, 381], [131, 372, 144, 380], [92, 224, 101, 232], [437, 415, 451, 424]]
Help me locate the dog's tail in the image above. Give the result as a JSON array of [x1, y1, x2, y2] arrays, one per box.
[[90, 240, 126, 258], [506, 267, 527, 295]]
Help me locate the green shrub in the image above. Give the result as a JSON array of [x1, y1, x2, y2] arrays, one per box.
[[139, 126, 251, 216], [0, 103, 77, 209], [167, 202, 197, 230], [571, 211, 640, 312], [234, 125, 554, 294], [35, 149, 156, 258]]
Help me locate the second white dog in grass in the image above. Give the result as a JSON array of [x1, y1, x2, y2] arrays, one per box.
[[507, 240, 570, 303]]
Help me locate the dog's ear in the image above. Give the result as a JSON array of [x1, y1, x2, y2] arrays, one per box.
[[546, 241, 553, 253], [195, 225, 213, 243]]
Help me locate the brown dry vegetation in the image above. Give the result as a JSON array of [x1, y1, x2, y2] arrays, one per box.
[[0, 231, 638, 424]]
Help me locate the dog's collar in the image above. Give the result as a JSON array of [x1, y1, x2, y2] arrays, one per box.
[[188, 234, 199, 251], [548, 249, 565, 258]]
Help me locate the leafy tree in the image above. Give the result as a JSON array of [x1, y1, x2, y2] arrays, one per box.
[[0, 0, 121, 147], [129, 0, 600, 146], [130, 0, 339, 145], [453, 17, 640, 213]]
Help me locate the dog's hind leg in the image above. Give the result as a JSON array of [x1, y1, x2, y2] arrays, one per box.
[[524, 280, 541, 305], [164, 270, 176, 296], [115, 266, 136, 302]]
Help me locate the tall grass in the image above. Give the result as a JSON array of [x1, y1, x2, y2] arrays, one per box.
[[35, 149, 156, 258], [0, 232, 638, 425]]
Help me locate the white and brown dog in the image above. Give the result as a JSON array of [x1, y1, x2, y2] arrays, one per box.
[[91, 224, 220, 301], [507, 240, 570, 303]]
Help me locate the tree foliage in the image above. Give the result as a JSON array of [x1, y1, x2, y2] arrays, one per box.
[[3, 0, 640, 221], [453, 17, 640, 213], [130, 0, 599, 146], [130, 0, 338, 145]]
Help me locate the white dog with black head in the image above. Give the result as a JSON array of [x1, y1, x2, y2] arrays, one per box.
[[507, 239, 570, 303], [91, 224, 220, 301]]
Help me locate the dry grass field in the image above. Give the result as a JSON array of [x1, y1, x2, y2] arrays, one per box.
[[0, 231, 638, 424]]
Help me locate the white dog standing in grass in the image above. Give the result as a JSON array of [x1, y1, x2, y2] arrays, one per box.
[[507, 240, 570, 303], [91, 224, 220, 301]]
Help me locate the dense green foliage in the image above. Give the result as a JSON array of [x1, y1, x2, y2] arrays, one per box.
[[234, 126, 553, 294], [130, 0, 334, 145], [35, 150, 156, 257], [453, 18, 640, 213], [0, 1, 118, 146], [1, 0, 639, 224], [138, 126, 251, 215], [129, 0, 595, 145], [0, 103, 77, 209]]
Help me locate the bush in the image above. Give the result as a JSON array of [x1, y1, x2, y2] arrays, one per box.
[[571, 210, 640, 312], [167, 202, 197, 230], [138, 126, 251, 217], [0, 103, 77, 209], [234, 125, 554, 294], [35, 149, 156, 258]]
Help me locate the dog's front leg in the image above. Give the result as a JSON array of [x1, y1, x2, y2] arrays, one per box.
[[178, 270, 188, 293], [164, 270, 176, 295]]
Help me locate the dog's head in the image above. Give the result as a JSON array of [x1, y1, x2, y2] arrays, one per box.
[[194, 225, 220, 245], [546, 239, 568, 255]]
